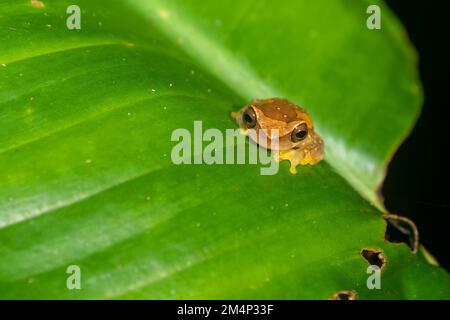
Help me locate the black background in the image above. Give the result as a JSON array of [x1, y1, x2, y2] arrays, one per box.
[[383, 1, 450, 270]]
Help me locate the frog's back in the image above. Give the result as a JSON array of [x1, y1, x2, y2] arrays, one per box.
[[252, 98, 300, 122]]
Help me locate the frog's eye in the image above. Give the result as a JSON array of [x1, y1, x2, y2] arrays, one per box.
[[291, 123, 308, 142], [243, 107, 257, 128]]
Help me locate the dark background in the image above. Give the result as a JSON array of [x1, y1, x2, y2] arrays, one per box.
[[383, 0, 449, 270]]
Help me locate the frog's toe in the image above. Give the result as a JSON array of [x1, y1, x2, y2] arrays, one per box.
[[289, 164, 298, 174]]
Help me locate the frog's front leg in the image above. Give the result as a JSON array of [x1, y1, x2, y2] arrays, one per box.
[[275, 148, 305, 174]]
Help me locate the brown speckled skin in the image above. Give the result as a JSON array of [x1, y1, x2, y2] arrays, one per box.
[[232, 98, 324, 173]]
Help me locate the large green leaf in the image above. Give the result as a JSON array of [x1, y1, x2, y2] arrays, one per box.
[[0, 0, 448, 299]]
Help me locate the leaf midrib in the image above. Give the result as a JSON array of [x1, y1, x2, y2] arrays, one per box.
[[126, 0, 384, 209]]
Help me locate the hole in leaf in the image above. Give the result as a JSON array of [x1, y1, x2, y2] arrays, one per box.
[[331, 290, 357, 300], [384, 214, 419, 253], [361, 248, 386, 269]]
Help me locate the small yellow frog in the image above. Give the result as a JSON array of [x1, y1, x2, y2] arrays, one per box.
[[231, 98, 324, 173]]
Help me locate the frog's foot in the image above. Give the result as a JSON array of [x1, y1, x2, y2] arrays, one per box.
[[299, 153, 318, 165], [231, 111, 238, 120], [276, 149, 303, 174], [299, 148, 324, 165]]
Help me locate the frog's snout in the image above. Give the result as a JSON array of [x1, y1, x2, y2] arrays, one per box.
[[307, 132, 325, 163]]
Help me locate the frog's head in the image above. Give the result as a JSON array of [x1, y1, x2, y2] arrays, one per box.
[[235, 98, 324, 163]]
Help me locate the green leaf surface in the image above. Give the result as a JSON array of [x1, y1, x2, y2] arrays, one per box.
[[0, 0, 448, 299]]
